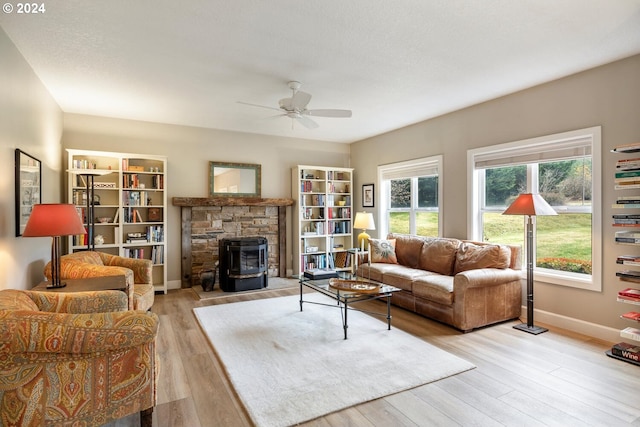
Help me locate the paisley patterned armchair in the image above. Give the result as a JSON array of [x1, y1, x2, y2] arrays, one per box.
[[0, 289, 158, 427], [45, 251, 155, 311]]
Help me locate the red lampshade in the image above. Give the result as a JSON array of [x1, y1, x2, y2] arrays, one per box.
[[502, 193, 557, 217], [23, 204, 87, 237]]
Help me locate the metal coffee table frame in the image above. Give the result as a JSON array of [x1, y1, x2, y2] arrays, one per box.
[[299, 276, 400, 339]]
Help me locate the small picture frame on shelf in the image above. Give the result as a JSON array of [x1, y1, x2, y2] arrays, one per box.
[[148, 208, 162, 222], [362, 183, 374, 208]]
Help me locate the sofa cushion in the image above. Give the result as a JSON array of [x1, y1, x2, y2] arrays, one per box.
[[418, 238, 461, 276], [389, 234, 425, 268], [381, 265, 433, 292], [368, 238, 398, 264], [412, 274, 454, 305], [454, 242, 511, 274], [357, 263, 396, 283]]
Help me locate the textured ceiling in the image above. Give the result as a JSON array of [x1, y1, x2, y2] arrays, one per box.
[[2, 0, 640, 143]]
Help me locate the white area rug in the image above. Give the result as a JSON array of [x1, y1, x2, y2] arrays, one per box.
[[193, 293, 475, 427]]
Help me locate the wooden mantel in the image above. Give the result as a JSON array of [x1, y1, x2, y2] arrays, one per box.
[[172, 197, 294, 288], [173, 197, 294, 207]]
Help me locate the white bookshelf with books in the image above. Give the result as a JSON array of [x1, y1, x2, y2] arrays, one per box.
[[292, 165, 353, 277], [66, 149, 167, 294], [609, 142, 640, 366]]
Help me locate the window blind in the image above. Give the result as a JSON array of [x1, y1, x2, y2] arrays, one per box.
[[380, 159, 439, 180], [474, 136, 591, 169]]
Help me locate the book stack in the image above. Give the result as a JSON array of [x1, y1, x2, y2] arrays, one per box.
[[617, 287, 640, 302], [615, 231, 640, 243], [621, 327, 640, 342], [616, 255, 640, 266], [610, 342, 640, 364], [613, 214, 640, 227], [613, 196, 640, 209], [615, 154, 640, 189]]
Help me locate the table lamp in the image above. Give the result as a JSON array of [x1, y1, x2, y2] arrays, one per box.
[[22, 204, 87, 288], [354, 212, 375, 251], [502, 193, 557, 334]]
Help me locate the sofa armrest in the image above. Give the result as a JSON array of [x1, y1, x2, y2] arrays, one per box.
[[0, 310, 159, 354], [99, 252, 153, 284], [26, 290, 129, 313], [454, 268, 522, 291]]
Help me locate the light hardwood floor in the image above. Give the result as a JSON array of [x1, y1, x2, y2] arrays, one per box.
[[111, 287, 640, 427]]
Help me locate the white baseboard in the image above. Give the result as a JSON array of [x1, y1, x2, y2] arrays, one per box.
[[521, 306, 620, 343]]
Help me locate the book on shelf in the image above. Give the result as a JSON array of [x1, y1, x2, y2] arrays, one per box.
[[617, 255, 640, 266], [619, 287, 640, 298], [616, 170, 640, 179], [611, 342, 640, 362], [615, 237, 640, 244], [621, 311, 640, 321], [618, 295, 640, 303], [616, 196, 640, 203], [620, 327, 640, 341], [612, 203, 640, 209], [616, 231, 640, 238], [616, 273, 640, 283], [615, 183, 640, 190], [613, 142, 640, 153]]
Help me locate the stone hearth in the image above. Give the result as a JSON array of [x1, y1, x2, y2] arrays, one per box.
[[173, 197, 294, 288]]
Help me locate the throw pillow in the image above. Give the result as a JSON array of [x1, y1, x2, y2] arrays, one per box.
[[368, 238, 398, 264], [454, 242, 511, 274]]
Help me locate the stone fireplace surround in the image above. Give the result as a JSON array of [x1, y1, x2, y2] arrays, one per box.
[[172, 197, 294, 288]]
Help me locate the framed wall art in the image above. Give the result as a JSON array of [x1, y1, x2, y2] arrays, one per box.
[[15, 149, 41, 236], [362, 183, 374, 208]]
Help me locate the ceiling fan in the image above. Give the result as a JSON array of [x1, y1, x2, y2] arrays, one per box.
[[238, 81, 352, 129]]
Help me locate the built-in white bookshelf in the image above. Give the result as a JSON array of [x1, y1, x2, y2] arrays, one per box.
[[66, 149, 167, 294], [292, 165, 353, 277]]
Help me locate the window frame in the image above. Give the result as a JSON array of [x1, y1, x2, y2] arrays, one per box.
[[377, 155, 443, 238], [467, 127, 602, 292]]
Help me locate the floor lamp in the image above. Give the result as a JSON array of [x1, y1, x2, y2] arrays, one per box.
[[22, 204, 87, 288], [502, 193, 557, 335]]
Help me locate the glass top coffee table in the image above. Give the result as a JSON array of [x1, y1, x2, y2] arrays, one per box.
[[299, 273, 401, 339]]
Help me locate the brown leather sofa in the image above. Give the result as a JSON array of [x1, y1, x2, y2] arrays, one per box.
[[357, 233, 522, 332]]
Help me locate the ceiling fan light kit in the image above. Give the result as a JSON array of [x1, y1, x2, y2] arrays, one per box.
[[239, 81, 352, 129]]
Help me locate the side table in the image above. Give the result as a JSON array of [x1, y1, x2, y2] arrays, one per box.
[[33, 276, 131, 309]]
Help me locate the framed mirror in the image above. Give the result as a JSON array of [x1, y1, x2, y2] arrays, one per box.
[[15, 149, 42, 236], [209, 162, 261, 197]]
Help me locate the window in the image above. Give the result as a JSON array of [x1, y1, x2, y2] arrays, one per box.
[[378, 156, 442, 237], [468, 127, 601, 291]]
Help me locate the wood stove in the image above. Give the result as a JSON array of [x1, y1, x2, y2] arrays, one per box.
[[219, 237, 268, 292]]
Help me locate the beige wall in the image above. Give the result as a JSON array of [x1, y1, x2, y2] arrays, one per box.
[[351, 54, 640, 338], [0, 28, 63, 290], [62, 114, 351, 287]]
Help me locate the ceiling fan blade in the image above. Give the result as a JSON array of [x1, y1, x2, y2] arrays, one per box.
[[296, 115, 319, 129], [305, 109, 352, 118], [291, 91, 312, 110], [237, 101, 282, 112]]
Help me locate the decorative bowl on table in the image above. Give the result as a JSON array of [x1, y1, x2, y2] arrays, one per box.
[[328, 278, 380, 294]]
